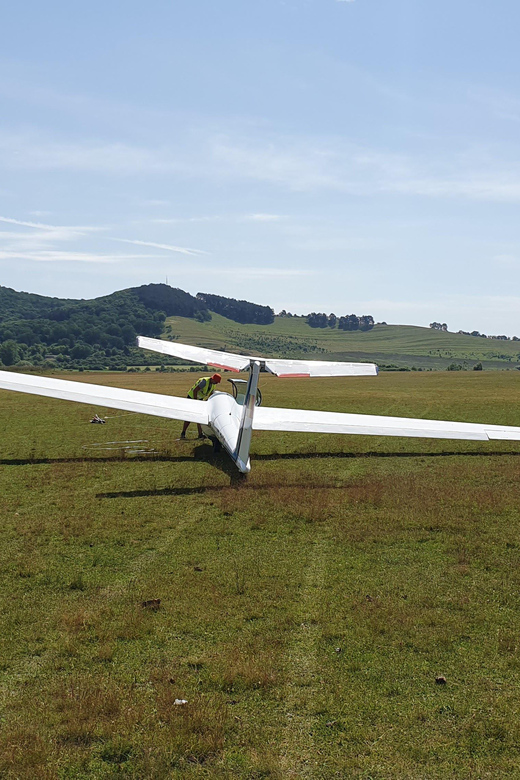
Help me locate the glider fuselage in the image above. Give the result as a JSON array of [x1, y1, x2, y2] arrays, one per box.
[[201, 361, 261, 473], [202, 392, 250, 472]]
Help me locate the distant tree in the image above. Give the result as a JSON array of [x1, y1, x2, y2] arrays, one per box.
[[121, 324, 137, 345], [359, 315, 375, 331], [306, 312, 328, 328], [338, 315, 358, 331], [0, 340, 19, 366], [335, 313, 374, 332], [328, 313, 337, 328], [70, 343, 92, 360]]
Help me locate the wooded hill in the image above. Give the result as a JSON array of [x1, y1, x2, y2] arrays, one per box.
[[0, 284, 210, 370]]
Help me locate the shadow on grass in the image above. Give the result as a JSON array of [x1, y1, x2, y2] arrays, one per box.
[[254, 449, 520, 462], [97, 477, 343, 499], [97, 483, 248, 499], [0, 444, 214, 468], [3, 448, 520, 470], [96, 448, 520, 499]]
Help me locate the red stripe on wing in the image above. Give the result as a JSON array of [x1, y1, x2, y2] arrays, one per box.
[[208, 362, 241, 373], [277, 373, 311, 378]]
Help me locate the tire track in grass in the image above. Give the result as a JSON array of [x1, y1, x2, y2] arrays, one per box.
[[280, 535, 329, 778]]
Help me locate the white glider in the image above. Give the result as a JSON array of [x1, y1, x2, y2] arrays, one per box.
[[0, 337, 519, 474]]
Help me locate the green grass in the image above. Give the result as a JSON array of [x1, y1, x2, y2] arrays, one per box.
[[164, 314, 520, 370], [1, 371, 520, 777]]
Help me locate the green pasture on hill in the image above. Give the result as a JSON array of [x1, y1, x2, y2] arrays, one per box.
[[1, 371, 520, 777], [164, 314, 520, 371]]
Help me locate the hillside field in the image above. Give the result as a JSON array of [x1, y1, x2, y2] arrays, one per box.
[[164, 314, 520, 371], [1, 370, 520, 777]]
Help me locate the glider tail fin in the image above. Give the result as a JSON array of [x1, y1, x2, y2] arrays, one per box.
[[234, 361, 261, 473]]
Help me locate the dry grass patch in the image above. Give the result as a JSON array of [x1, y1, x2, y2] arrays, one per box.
[[213, 646, 280, 694], [0, 726, 56, 780], [155, 691, 228, 762]]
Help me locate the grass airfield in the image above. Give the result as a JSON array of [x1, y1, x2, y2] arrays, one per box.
[[1, 371, 520, 778]]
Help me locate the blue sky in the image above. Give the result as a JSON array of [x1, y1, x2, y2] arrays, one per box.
[[2, 0, 520, 334]]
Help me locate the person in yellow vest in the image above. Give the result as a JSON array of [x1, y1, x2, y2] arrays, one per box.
[[180, 373, 222, 439]]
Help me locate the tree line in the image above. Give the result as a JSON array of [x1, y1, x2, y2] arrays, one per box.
[[431, 322, 520, 341], [306, 313, 375, 331], [196, 293, 275, 325]]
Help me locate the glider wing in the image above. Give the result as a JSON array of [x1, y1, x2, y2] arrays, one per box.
[[0, 371, 209, 424], [137, 336, 250, 372], [253, 406, 520, 441], [262, 358, 378, 377], [137, 336, 378, 376]]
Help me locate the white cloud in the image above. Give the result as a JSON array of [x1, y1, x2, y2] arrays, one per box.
[[385, 176, 520, 202], [0, 250, 159, 264], [150, 216, 225, 225], [212, 137, 343, 192], [235, 268, 313, 278], [0, 216, 106, 258], [492, 254, 519, 268], [4, 128, 520, 204], [110, 238, 209, 256], [209, 135, 520, 202], [243, 213, 284, 222], [0, 216, 103, 248], [0, 132, 187, 175], [140, 199, 171, 207], [0, 213, 208, 266], [0, 215, 96, 232], [150, 213, 285, 225], [468, 87, 520, 125], [197, 266, 313, 279]]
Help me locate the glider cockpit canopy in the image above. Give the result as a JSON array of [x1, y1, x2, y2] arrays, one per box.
[[227, 378, 262, 407]]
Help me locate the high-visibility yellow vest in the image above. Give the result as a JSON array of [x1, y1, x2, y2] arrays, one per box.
[[187, 377, 214, 401]]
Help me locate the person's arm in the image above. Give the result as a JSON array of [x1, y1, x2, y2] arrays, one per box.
[[192, 378, 206, 400]]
